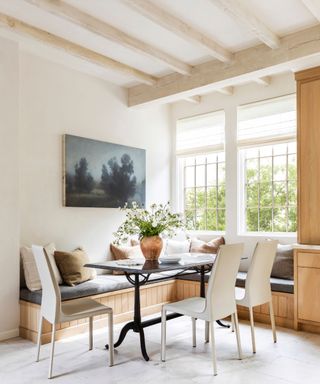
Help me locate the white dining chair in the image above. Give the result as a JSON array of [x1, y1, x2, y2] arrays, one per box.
[[32, 245, 114, 379], [235, 240, 278, 353], [161, 243, 244, 376]]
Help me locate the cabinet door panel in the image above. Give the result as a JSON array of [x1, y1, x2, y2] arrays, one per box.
[[298, 79, 320, 244], [297, 267, 320, 322]]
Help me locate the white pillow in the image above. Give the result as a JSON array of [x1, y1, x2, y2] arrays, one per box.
[[44, 243, 63, 285], [20, 246, 42, 291], [166, 239, 190, 255]]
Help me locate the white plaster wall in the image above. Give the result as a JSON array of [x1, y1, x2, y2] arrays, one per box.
[[171, 73, 297, 268], [0, 40, 171, 339], [19, 51, 171, 262], [0, 37, 20, 340]]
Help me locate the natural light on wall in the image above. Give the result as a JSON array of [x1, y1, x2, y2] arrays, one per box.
[[238, 94, 297, 234], [176, 111, 225, 231]]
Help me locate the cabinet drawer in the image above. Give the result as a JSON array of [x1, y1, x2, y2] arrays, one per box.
[[297, 252, 320, 268]]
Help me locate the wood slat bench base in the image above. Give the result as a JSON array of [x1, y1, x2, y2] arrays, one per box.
[[19, 278, 295, 344], [176, 280, 294, 329], [20, 279, 176, 344]]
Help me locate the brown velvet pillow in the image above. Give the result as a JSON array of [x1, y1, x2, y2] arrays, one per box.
[[190, 236, 225, 254], [110, 243, 144, 275], [54, 248, 96, 286], [271, 244, 294, 280]]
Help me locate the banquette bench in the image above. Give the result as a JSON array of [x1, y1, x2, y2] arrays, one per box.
[[19, 269, 294, 344]]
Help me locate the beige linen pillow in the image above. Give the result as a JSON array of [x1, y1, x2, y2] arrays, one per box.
[[44, 243, 63, 285], [54, 248, 96, 286], [190, 236, 225, 254], [20, 246, 42, 291], [20, 243, 62, 291]]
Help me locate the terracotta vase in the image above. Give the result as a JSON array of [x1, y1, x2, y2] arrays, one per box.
[[140, 235, 163, 261]]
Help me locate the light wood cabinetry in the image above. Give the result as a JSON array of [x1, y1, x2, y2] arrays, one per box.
[[294, 248, 320, 331], [296, 67, 320, 244]]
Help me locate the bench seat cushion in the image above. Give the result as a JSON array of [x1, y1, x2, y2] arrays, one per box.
[[19, 270, 194, 305], [176, 271, 294, 294]]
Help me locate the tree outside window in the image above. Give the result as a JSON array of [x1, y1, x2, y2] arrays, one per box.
[[243, 142, 297, 232], [183, 153, 226, 231]]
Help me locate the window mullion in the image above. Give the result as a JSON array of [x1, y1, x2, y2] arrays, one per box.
[[258, 151, 260, 231], [271, 147, 274, 232], [194, 159, 197, 229], [205, 156, 208, 230], [216, 156, 219, 231], [286, 144, 289, 232]]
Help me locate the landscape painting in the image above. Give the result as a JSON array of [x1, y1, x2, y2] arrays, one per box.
[[63, 134, 146, 208]]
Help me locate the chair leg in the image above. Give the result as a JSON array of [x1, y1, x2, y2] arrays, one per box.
[[249, 307, 256, 354], [205, 321, 209, 343], [231, 315, 235, 332], [269, 300, 277, 343], [108, 312, 114, 367], [192, 318, 196, 347], [89, 316, 93, 351], [48, 323, 56, 379], [161, 308, 166, 362], [36, 315, 43, 362], [209, 322, 217, 376], [233, 312, 243, 360]]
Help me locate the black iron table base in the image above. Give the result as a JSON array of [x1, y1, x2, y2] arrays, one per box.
[[106, 266, 229, 361]]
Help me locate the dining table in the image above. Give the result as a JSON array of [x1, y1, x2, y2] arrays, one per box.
[[85, 253, 224, 361]]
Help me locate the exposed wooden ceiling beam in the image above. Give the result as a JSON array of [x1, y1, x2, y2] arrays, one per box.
[[301, 0, 320, 21], [128, 25, 320, 106], [254, 76, 271, 86], [123, 0, 232, 62], [0, 13, 157, 85], [217, 86, 233, 95], [25, 0, 192, 76], [184, 95, 201, 104], [209, 0, 280, 49]]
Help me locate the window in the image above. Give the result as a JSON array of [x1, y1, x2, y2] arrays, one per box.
[[176, 111, 225, 231], [238, 95, 297, 233]]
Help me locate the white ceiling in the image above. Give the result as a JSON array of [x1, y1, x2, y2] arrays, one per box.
[[0, 0, 318, 88]]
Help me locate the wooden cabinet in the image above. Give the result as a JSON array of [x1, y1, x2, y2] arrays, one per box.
[[296, 67, 320, 244], [294, 249, 320, 330]]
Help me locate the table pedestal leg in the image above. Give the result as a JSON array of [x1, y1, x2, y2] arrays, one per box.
[[106, 274, 150, 361]]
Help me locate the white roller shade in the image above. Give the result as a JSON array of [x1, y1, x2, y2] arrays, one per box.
[[238, 94, 296, 147], [176, 110, 225, 156]]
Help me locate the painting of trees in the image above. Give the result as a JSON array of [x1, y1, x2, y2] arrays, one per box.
[[63, 135, 145, 208], [100, 154, 137, 206]]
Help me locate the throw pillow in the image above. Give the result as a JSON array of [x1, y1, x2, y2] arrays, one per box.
[[20, 243, 62, 291], [165, 239, 190, 255], [20, 246, 42, 291], [190, 236, 225, 254], [110, 243, 144, 260], [54, 248, 96, 286], [271, 244, 293, 280], [110, 243, 145, 275], [44, 242, 63, 285]]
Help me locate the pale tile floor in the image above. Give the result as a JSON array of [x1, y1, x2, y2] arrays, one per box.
[[1, 316, 320, 384]]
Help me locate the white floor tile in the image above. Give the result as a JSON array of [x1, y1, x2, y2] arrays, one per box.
[[1, 316, 320, 383]]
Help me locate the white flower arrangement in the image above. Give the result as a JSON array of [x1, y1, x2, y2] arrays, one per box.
[[113, 202, 184, 245]]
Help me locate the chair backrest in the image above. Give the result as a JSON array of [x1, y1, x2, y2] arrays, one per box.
[[32, 245, 61, 323], [245, 240, 278, 306], [206, 243, 244, 320]]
